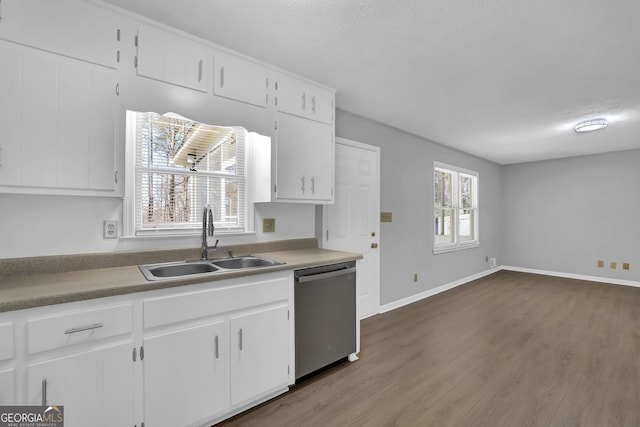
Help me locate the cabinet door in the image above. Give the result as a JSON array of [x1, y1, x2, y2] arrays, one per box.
[[213, 51, 269, 107], [0, 40, 21, 185], [276, 74, 334, 124], [137, 26, 208, 93], [137, 26, 186, 87], [87, 66, 117, 190], [27, 343, 134, 427], [143, 321, 227, 427], [21, 48, 58, 188], [58, 0, 119, 69], [0, 369, 14, 405], [185, 44, 209, 92], [305, 120, 334, 202], [274, 113, 308, 200], [229, 304, 289, 408], [0, 0, 21, 43], [275, 113, 334, 203]]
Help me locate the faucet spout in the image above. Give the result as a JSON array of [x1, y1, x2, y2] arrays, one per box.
[[201, 204, 218, 260]]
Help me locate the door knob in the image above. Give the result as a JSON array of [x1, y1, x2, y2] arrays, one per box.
[[371, 243, 378, 249]]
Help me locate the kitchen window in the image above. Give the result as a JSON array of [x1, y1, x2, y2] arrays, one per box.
[[124, 111, 250, 237], [434, 162, 479, 253]]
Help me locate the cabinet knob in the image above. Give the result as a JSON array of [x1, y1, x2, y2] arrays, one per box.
[[371, 243, 378, 249]]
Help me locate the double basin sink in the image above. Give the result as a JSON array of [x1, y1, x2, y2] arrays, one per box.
[[139, 255, 284, 281]]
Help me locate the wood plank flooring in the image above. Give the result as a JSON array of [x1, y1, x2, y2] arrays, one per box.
[[219, 271, 640, 426]]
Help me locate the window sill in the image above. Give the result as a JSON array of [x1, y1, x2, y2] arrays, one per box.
[[433, 241, 479, 255], [120, 231, 257, 241]]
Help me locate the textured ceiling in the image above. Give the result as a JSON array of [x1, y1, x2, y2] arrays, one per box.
[[103, 0, 640, 164]]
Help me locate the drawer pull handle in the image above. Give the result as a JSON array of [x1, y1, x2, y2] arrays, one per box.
[[64, 323, 104, 335]]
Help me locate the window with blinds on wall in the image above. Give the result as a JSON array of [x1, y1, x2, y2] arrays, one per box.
[[132, 111, 246, 235]]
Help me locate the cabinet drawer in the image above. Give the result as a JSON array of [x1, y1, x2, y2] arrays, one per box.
[[144, 273, 290, 329], [27, 304, 133, 354], [0, 323, 14, 361]]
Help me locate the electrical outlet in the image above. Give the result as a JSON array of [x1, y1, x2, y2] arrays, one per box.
[[623, 263, 630, 270], [489, 258, 496, 268], [597, 260, 604, 268], [103, 220, 118, 239], [610, 262, 617, 269]]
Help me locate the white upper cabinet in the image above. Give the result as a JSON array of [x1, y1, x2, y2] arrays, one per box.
[[276, 73, 334, 125], [0, 41, 120, 194], [136, 25, 209, 92], [213, 50, 270, 108], [0, 0, 120, 69]]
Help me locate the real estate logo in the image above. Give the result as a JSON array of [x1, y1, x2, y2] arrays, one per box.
[[0, 405, 64, 427]]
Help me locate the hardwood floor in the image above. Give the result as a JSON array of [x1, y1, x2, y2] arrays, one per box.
[[219, 271, 640, 426]]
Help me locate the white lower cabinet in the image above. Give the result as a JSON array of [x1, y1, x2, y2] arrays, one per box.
[[7, 270, 293, 426], [0, 369, 14, 405], [141, 271, 293, 426], [26, 343, 134, 427], [143, 320, 227, 427], [229, 304, 289, 409]]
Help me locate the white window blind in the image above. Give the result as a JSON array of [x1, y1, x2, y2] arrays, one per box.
[[133, 112, 246, 235]]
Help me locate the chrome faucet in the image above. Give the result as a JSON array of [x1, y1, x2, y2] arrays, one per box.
[[201, 204, 218, 260]]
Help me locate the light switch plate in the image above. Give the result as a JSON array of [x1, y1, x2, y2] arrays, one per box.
[[263, 218, 275, 233]]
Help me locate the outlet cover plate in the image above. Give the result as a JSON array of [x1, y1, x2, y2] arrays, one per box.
[[103, 220, 118, 239]]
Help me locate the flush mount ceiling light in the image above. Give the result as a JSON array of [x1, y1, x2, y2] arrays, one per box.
[[574, 118, 608, 133]]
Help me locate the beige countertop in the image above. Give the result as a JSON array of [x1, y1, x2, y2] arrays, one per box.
[[0, 242, 361, 313]]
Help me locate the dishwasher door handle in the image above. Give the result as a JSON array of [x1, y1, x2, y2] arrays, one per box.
[[297, 267, 356, 283]]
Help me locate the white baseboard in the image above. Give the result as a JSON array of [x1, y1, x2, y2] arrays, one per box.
[[378, 267, 501, 314], [501, 265, 640, 288], [377, 265, 640, 315]]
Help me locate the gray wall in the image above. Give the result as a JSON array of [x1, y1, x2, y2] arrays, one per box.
[[336, 110, 503, 305], [503, 149, 640, 281]]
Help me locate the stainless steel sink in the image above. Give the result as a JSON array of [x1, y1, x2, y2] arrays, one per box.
[[211, 255, 282, 270], [139, 261, 220, 280], [139, 255, 283, 281]]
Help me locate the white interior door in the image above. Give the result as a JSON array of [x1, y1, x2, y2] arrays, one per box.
[[324, 138, 380, 319]]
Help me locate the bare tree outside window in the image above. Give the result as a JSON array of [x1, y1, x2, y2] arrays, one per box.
[[133, 112, 245, 234]]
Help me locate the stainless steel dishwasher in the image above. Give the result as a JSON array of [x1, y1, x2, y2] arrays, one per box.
[[294, 261, 357, 380]]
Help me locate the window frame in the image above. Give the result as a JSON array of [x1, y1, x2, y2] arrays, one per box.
[[433, 161, 479, 254], [123, 110, 255, 238]]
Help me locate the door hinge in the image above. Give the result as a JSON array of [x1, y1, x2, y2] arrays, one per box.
[[140, 346, 144, 361], [326, 230, 329, 241], [132, 347, 137, 362], [287, 310, 290, 320], [114, 170, 119, 184], [134, 56, 138, 68], [288, 365, 290, 375], [116, 28, 121, 42], [273, 184, 277, 194], [134, 34, 138, 47], [274, 120, 277, 130]]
